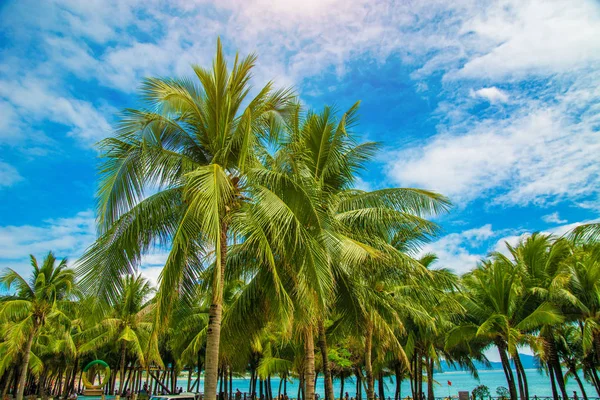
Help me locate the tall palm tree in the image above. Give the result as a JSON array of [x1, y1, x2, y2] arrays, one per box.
[[80, 275, 154, 395], [0, 252, 75, 400], [447, 258, 562, 400], [272, 103, 450, 400], [77, 39, 295, 400], [505, 233, 572, 400], [564, 242, 600, 394]]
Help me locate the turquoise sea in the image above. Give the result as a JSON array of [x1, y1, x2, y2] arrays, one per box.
[[172, 369, 596, 398]]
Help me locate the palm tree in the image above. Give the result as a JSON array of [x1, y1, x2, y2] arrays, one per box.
[[505, 233, 572, 400], [273, 103, 450, 400], [77, 39, 295, 400], [447, 258, 562, 400], [0, 252, 75, 400], [555, 324, 589, 400], [80, 275, 154, 395], [564, 242, 600, 394]]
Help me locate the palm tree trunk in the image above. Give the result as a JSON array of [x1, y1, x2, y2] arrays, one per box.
[[278, 375, 283, 399], [548, 361, 558, 400], [590, 366, 600, 396], [318, 319, 335, 400], [16, 324, 37, 400], [416, 355, 422, 400], [305, 328, 316, 400], [355, 370, 362, 400], [205, 221, 228, 400], [394, 364, 401, 400], [2, 367, 13, 398], [426, 358, 434, 400], [119, 341, 127, 395], [56, 367, 64, 397], [409, 356, 415, 400], [547, 335, 569, 400], [511, 352, 526, 400], [364, 322, 374, 400], [377, 373, 384, 400], [496, 340, 517, 400], [339, 373, 345, 400], [570, 366, 588, 400]]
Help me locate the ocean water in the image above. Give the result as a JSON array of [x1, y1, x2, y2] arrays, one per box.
[[172, 369, 596, 398]]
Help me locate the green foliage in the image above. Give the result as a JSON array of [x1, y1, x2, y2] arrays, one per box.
[[496, 386, 509, 399], [472, 385, 490, 400]]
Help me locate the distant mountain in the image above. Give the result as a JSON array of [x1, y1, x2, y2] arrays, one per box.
[[438, 354, 538, 372]]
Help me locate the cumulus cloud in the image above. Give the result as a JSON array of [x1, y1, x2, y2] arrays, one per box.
[[542, 212, 567, 225], [420, 224, 494, 274], [470, 87, 509, 104]]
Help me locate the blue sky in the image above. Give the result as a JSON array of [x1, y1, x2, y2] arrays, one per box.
[[0, 0, 599, 287]]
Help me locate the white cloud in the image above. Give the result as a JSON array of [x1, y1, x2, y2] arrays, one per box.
[[541, 212, 567, 225], [454, 0, 600, 80], [0, 161, 23, 188], [386, 101, 600, 206], [0, 211, 96, 276], [0, 0, 598, 212], [420, 224, 494, 274], [0, 78, 112, 145], [470, 87, 509, 104], [493, 218, 600, 255], [0, 210, 167, 287]]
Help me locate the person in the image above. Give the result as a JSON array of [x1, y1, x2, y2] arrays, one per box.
[[573, 391, 578, 400], [236, 389, 242, 400], [345, 393, 349, 400], [179, 388, 184, 394]]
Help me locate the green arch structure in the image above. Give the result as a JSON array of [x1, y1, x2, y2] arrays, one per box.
[[83, 360, 110, 372], [82, 360, 111, 389]]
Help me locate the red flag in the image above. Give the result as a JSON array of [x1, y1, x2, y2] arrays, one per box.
[[447, 381, 452, 386]]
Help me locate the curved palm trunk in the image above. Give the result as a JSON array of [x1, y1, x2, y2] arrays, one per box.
[[365, 322, 375, 400], [547, 335, 569, 400], [304, 328, 316, 400], [496, 340, 518, 400], [548, 361, 558, 400], [570, 366, 588, 400], [511, 352, 528, 400], [318, 319, 335, 400], [16, 324, 38, 400], [205, 222, 228, 400]]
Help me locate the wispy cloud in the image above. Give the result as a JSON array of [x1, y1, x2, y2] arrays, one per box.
[[386, 99, 600, 206], [541, 212, 567, 225], [0, 211, 95, 276], [0, 160, 22, 188]]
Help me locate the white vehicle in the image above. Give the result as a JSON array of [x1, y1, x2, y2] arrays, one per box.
[[150, 393, 201, 400]]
